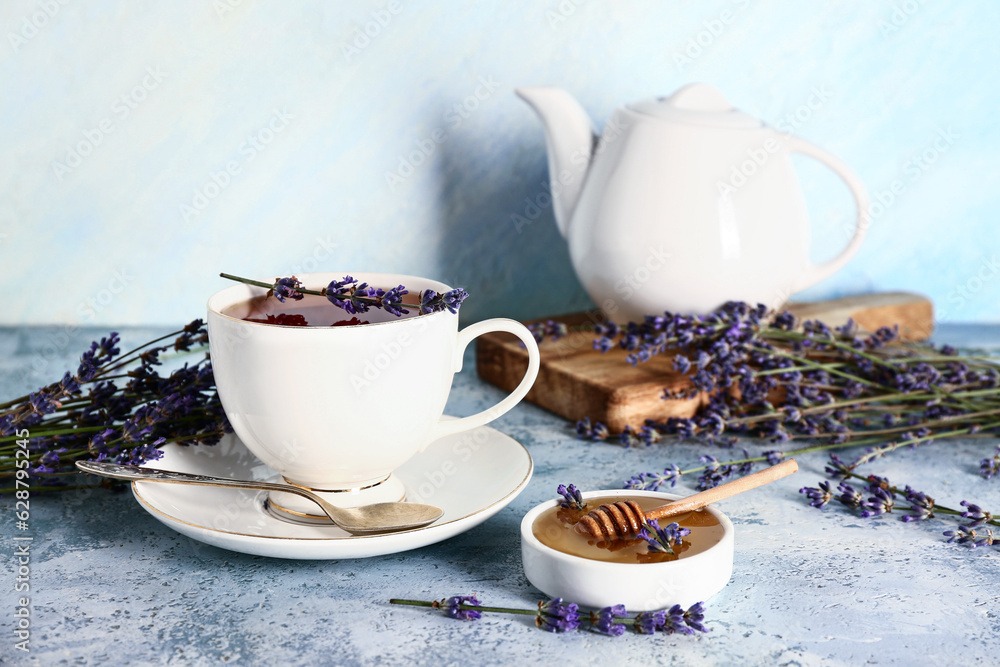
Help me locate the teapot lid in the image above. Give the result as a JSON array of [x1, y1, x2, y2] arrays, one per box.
[[627, 83, 761, 129]]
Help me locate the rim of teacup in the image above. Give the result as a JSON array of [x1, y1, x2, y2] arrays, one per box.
[[520, 489, 734, 570], [206, 271, 456, 329]]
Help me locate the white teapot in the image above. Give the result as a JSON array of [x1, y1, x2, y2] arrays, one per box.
[[516, 83, 869, 321]]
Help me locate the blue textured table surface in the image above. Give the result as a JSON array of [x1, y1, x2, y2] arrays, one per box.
[[3, 325, 1000, 665]]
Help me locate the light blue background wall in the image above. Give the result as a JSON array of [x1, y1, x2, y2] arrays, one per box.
[[2, 0, 999, 327]]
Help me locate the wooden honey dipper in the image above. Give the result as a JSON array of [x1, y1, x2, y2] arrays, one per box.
[[574, 459, 799, 541]]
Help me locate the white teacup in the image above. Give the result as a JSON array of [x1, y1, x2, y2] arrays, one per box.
[[207, 272, 540, 516]]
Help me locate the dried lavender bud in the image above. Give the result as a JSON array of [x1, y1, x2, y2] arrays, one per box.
[[944, 526, 978, 545], [664, 602, 709, 635], [537, 598, 580, 633], [634, 610, 667, 634], [980, 447, 1000, 480], [623, 464, 683, 491], [272, 276, 304, 303], [800, 481, 834, 509], [556, 484, 585, 510], [836, 482, 864, 509], [860, 486, 895, 518], [638, 519, 690, 554], [590, 605, 627, 636], [960, 500, 992, 528], [439, 595, 482, 621], [575, 418, 609, 441], [901, 486, 936, 522], [618, 425, 642, 448], [379, 285, 410, 317]]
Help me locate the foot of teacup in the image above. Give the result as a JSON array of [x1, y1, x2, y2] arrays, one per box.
[[265, 474, 407, 523]]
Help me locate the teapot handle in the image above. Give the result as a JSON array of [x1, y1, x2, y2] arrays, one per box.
[[788, 136, 871, 292]]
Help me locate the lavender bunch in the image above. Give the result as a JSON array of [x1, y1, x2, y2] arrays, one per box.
[[220, 273, 469, 316], [389, 596, 709, 636], [0, 320, 231, 494], [799, 456, 1000, 547], [539, 302, 1000, 489]]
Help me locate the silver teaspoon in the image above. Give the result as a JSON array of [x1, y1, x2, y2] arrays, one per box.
[[76, 461, 444, 536]]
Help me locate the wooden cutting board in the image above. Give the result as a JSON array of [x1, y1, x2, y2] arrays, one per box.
[[475, 292, 933, 433]]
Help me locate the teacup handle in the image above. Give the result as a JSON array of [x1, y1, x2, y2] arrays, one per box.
[[429, 318, 541, 442], [788, 136, 871, 292]]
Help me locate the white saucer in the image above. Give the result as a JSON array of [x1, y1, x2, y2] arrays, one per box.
[[131, 423, 533, 559]]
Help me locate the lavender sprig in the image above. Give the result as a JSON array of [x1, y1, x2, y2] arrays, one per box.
[[799, 462, 1000, 546], [219, 273, 469, 317], [557, 483, 585, 510], [389, 597, 709, 636]]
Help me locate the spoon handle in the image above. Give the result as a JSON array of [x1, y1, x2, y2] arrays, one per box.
[[647, 459, 799, 522], [75, 460, 315, 497]]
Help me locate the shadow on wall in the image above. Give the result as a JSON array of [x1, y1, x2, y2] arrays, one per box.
[[429, 115, 594, 325]]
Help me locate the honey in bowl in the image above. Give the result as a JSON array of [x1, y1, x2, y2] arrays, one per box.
[[532, 495, 725, 564]]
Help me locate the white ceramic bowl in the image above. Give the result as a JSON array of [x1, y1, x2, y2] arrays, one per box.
[[520, 489, 735, 611]]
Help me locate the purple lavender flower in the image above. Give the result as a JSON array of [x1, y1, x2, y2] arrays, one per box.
[[590, 604, 627, 636], [379, 285, 410, 317], [971, 529, 997, 547], [836, 481, 864, 509], [901, 486, 935, 522], [624, 473, 648, 490], [672, 355, 692, 374], [575, 418, 609, 441], [59, 372, 81, 395], [527, 320, 568, 344], [944, 526, 977, 545], [800, 481, 834, 509], [697, 455, 734, 490], [618, 425, 642, 448], [824, 454, 854, 480], [960, 500, 992, 528], [28, 391, 60, 415], [536, 598, 580, 633], [634, 610, 666, 634], [593, 336, 614, 353], [116, 439, 166, 466], [325, 276, 359, 312], [664, 604, 695, 635], [638, 519, 690, 554], [440, 595, 482, 621], [772, 311, 797, 330], [638, 425, 662, 446], [664, 602, 709, 634], [76, 333, 121, 381], [347, 282, 377, 314], [980, 446, 1000, 480], [860, 486, 894, 518], [272, 276, 304, 303], [557, 484, 585, 510], [735, 449, 754, 476], [764, 450, 785, 465], [418, 288, 469, 315], [681, 602, 709, 633], [625, 464, 683, 491]]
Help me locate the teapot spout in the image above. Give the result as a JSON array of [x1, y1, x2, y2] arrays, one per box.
[[516, 87, 596, 237]]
